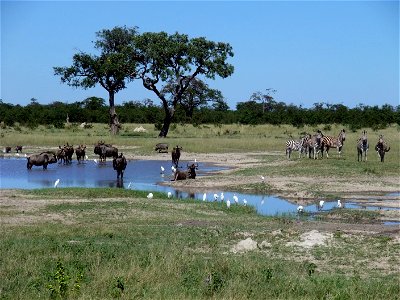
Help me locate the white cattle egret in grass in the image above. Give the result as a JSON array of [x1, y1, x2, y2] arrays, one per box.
[[167, 192, 172, 198], [213, 193, 219, 201], [147, 193, 154, 199], [233, 194, 238, 204], [160, 166, 165, 173], [226, 199, 231, 209], [54, 179, 60, 188], [203, 193, 207, 201], [260, 175, 265, 182], [220, 192, 224, 202], [319, 200, 325, 210], [297, 205, 304, 213], [337, 200, 342, 208], [243, 199, 247, 206]]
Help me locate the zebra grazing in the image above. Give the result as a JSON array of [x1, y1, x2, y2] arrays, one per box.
[[307, 130, 324, 159], [321, 129, 346, 159], [286, 138, 304, 159], [375, 135, 390, 162], [357, 130, 369, 162]]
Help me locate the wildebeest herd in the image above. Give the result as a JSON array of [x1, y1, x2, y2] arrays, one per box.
[[5, 141, 196, 182], [285, 129, 390, 162]]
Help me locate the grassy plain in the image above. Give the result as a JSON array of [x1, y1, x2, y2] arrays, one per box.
[[1, 123, 399, 299]]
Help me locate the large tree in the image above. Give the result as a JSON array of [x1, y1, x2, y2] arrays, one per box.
[[54, 26, 138, 135], [135, 31, 234, 137]]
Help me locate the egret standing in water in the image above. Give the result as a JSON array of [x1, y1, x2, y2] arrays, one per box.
[[233, 194, 238, 204], [243, 199, 247, 206], [337, 200, 342, 208], [297, 205, 304, 213], [160, 166, 165, 173], [220, 192, 224, 202], [54, 179, 60, 188], [226, 199, 231, 209], [319, 200, 325, 210], [203, 193, 207, 201]]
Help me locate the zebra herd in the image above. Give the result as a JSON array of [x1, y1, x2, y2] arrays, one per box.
[[286, 129, 390, 162]]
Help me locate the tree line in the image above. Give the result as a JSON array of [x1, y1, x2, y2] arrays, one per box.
[[1, 97, 398, 132]]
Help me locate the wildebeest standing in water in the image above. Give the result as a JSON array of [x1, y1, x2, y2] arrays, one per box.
[[27, 152, 57, 170], [113, 153, 127, 179], [172, 163, 198, 181], [75, 145, 86, 163], [171, 145, 182, 168], [94, 141, 118, 162]]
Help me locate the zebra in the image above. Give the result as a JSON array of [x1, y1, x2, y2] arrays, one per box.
[[320, 129, 346, 159], [286, 136, 307, 159], [307, 130, 324, 159], [357, 130, 369, 162], [375, 135, 390, 162]]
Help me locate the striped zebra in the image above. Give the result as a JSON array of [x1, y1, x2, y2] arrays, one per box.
[[321, 129, 346, 159], [286, 135, 308, 159], [307, 130, 324, 159], [357, 130, 369, 162], [375, 135, 390, 162]]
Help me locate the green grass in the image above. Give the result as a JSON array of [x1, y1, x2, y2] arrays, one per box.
[[1, 188, 399, 299]]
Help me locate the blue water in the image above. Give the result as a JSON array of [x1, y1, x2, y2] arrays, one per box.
[[1, 157, 398, 222]]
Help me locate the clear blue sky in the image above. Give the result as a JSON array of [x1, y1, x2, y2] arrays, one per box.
[[1, 1, 399, 109]]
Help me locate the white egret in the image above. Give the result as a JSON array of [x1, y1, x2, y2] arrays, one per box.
[[337, 200, 342, 208], [93, 159, 98, 164], [54, 179, 60, 188], [160, 166, 165, 173], [261, 199, 265, 205], [167, 192, 172, 198], [127, 182, 132, 189], [297, 205, 304, 213], [203, 193, 207, 201], [319, 200, 325, 210], [233, 194, 239, 204], [260, 175, 265, 182], [147, 193, 154, 199], [243, 199, 247, 206], [85, 155, 89, 160], [220, 192, 224, 202], [213, 193, 219, 201], [226, 199, 231, 209], [171, 166, 176, 173]]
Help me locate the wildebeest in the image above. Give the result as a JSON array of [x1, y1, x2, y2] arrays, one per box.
[[172, 163, 198, 181], [15, 146, 23, 153], [155, 143, 169, 153], [5, 146, 11, 153], [75, 145, 86, 163], [113, 153, 127, 179], [171, 145, 182, 168], [27, 152, 57, 169], [375, 135, 390, 162], [94, 141, 118, 162]]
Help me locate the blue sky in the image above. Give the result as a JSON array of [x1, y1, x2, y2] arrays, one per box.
[[1, 1, 399, 109]]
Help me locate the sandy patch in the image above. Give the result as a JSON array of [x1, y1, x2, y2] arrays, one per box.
[[286, 230, 333, 248], [230, 237, 258, 253]]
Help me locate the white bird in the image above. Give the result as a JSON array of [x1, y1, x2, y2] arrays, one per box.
[[171, 166, 176, 173], [203, 193, 207, 201], [337, 200, 342, 208], [85, 155, 88, 160], [54, 179, 60, 188], [297, 205, 304, 213], [220, 192, 224, 202], [319, 200, 325, 210], [160, 166, 165, 173], [195, 158, 197, 163], [226, 199, 231, 209], [260, 175, 265, 182], [243, 199, 247, 206], [261, 199, 265, 205], [147, 193, 154, 199], [233, 194, 239, 204], [93, 159, 98, 164], [127, 182, 132, 189], [16, 153, 20, 157], [213, 193, 219, 201], [167, 192, 172, 198]]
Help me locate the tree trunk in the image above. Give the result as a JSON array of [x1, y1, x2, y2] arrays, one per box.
[[158, 107, 174, 138], [108, 91, 120, 135]]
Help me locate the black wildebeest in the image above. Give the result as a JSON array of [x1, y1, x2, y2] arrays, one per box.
[[155, 143, 169, 153], [375, 135, 390, 162], [113, 153, 127, 179], [172, 163, 198, 181], [75, 145, 86, 163], [27, 152, 57, 170], [94, 141, 118, 162], [171, 145, 182, 168], [5, 146, 11, 153], [15, 145, 23, 153]]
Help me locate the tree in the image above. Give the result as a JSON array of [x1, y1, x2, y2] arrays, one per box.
[[161, 78, 225, 120], [54, 26, 139, 135], [134, 31, 234, 137], [250, 88, 276, 113]]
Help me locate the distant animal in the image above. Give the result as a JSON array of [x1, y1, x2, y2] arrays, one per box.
[[375, 135, 390, 162], [321, 129, 346, 159], [55, 146, 66, 164], [113, 153, 127, 179], [297, 205, 304, 213], [5, 146, 11, 153], [15, 146, 23, 153], [155, 143, 169, 153], [203, 193, 207, 201], [286, 135, 308, 159], [167, 192, 172, 198], [171, 145, 182, 168], [172, 163, 198, 181], [94, 141, 118, 162], [357, 130, 369, 162], [75, 145, 86, 163], [307, 131, 324, 159], [27, 152, 57, 170], [54, 179, 60, 188], [337, 200, 342, 208], [318, 200, 324, 210], [147, 193, 153, 199], [226, 199, 231, 209], [63, 143, 74, 164]]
